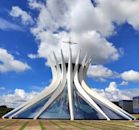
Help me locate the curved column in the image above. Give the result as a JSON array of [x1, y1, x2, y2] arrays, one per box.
[[3, 55, 59, 119], [2, 102, 28, 119], [34, 49, 67, 119], [74, 54, 110, 120], [67, 47, 74, 120], [79, 61, 134, 120], [83, 57, 134, 119], [74, 70, 110, 120], [3, 47, 135, 120], [73, 50, 80, 75], [9, 52, 62, 119]]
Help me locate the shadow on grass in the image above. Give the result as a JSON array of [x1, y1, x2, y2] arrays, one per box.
[[19, 122, 29, 130], [39, 121, 46, 130]]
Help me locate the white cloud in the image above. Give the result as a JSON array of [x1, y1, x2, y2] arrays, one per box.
[[87, 65, 118, 81], [28, 0, 44, 10], [105, 82, 118, 92], [69, 0, 114, 37], [15, 89, 25, 98], [121, 70, 139, 82], [10, 0, 139, 66], [31, 29, 120, 65], [87, 66, 139, 83], [28, 0, 121, 65], [28, 53, 39, 59], [96, 0, 139, 30], [0, 18, 22, 31], [0, 89, 38, 108], [0, 48, 30, 73], [1, 84, 139, 108], [120, 81, 128, 86], [94, 82, 139, 101], [10, 6, 33, 25]]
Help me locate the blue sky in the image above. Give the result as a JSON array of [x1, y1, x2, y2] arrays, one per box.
[[0, 0, 139, 107]]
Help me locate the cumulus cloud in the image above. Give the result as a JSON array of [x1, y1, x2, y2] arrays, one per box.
[[87, 65, 139, 83], [27, 0, 122, 64], [1, 83, 139, 108], [94, 82, 139, 101], [121, 70, 139, 82], [104, 83, 129, 101], [87, 65, 116, 81], [0, 18, 22, 31], [0, 89, 38, 108], [120, 81, 128, 86], [105, 82, 118, 92], [31, 31, 120, 64], [0, 48, 30, 73], [9, 0, 139, 65], [69, 0, 114, 36], [96, 0, 139, 30], [28, 0, 44, 10], [10, 6, 33, 25]]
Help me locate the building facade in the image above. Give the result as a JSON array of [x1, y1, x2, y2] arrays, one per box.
[[119, 100, 133, 114], [133, 96, 139, 114]]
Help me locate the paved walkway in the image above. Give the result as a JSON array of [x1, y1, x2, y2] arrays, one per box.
[[0, 119, 139, 130]]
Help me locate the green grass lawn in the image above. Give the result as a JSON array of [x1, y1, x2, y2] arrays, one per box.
[[0, 119, 139, 130], [0, 113, 138, 130]]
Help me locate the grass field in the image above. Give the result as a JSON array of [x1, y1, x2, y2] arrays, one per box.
[[0, 119, 139, 130]]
